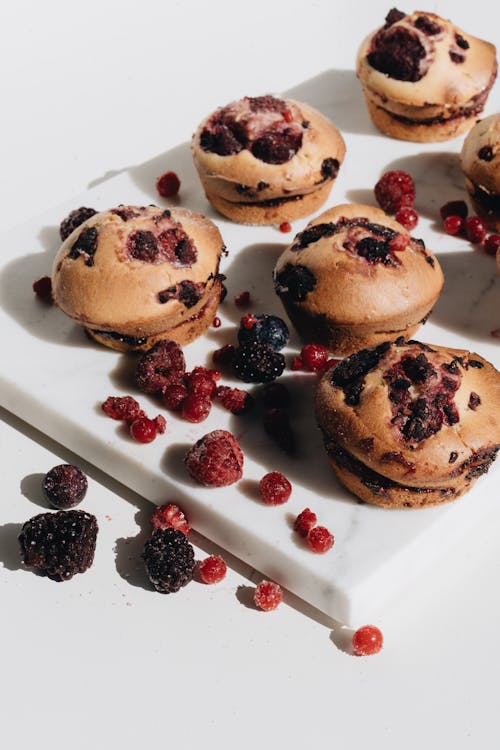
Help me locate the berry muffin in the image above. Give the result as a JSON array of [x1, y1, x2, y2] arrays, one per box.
[[316, 339, 500, 508], [461, 113, 500, 231], [356, 9, 497, 142], [273, 203, 443, 355], [51, 205, 225, 352], [191, 95, 346, 224]]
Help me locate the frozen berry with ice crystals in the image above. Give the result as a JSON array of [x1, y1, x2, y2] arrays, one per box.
[[232, 343, 285, 383], [181, 394, 212, 423], [185, 367, 219, 398], [59, 206, 97, 241], [185, 429, 244, 487], [102, 395, 143, 422], [294, 508, 317, 537], [198, 555, 227, 584], [162, 383, 188, 411], [307, 525, 334, 553], [142, 527, 195, 594], [216, 385, 254, 415], [352, 625, 383, 656], [135, 340, 185, 395], [43, 464, 88, 510], [156, 171, 181, 198], [374, 170, 415, 214], [151, 503, 190, 536], [254, 580, 283, 611], [395, 207, 418, 230], [238, 314, 289, 351], [259, 472, 292, 505]]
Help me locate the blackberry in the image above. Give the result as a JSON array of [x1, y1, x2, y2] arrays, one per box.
[[19, 510, 98, 581], [142, 528, 195, 593], [237, 314, 289, 351], [232, 343, 285, 383], [42, 464, 88, 509], [59, 206, 97, 241]]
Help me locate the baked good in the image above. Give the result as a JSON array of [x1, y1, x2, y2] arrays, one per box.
[[191, 94, 346, 224], [356, 8, 497, 142], [51, 205, 225, 352], [316, 338, 500, 509], [461, 113, 500, 231], [273, 203, 443, 355]]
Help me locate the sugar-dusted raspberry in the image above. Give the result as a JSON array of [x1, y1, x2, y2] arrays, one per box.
[[181, 394, 212, 423], [151, 502, 190, 536], [156, 171, 181, 198], [184, 429, 244, 487], [130, 416, 159, 443], [135, 340, 186, 395], [102, 395, 143, 422], [197, 555, 227, 584], [216, 385, 254, 415], [261, 382, 291, 409], [59, 206, 97, 241], [465, 216, 487, 244], [484, 234, 500, 256], [212, 344, 236, 368], [32, 276, 53, 303], [232, 343, 285, 383], [352, 625, 383, 656], [300, 343, 328, 372], [42, 464, 88, 510], [440, 200, 468, 220], [254, 580, 283, 611], [307, 525, 334, 553], [234, 291, 251, 307], [185, 366, 219, 398], [374, 170, 415, 214], [294, 507, 317, 537], [142, 528, 195, 594], [444, 215, 464, 236], [395, 207, 418, 230], [263, 408, 295, 453], [162, 383, 188, 411], [259, 472, 292, 505]]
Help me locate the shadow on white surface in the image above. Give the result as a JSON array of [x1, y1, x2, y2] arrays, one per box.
[[20, 472, 50, 509], [0, 522, 25, 571]]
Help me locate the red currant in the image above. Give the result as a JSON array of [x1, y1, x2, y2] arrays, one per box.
[[130, 416, 158, 443], [395, 207, 418, 230], [240, 313, 257, 330], [465, 216, 487, 244], [352, 625, 383, 656], [181, 394, 212, 423], [259, 472, 292, 505], [156, 171, 181, 198], [484, 234, 500, 256], [443, 215, 464, 236], [279, 221, 292, 233], [212, 316, 222, 328], [198, 555, 227, 584], [300, 343, 328, 372], [254, 580, 283, 611]]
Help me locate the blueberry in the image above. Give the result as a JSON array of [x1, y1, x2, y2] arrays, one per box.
[[237, 314, 289, 351]]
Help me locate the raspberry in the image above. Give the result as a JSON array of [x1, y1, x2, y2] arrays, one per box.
[[395, 207, 418, 230], [279, 221, 292, 233], [135, 340, 186, 395], [300, 343, 328, 372], [484, 234, 500, 256], [19, 510, 98, 581], [444, 215, 464, 236], [102, 395, 143, 422], [232, 343, 285, 383], [162, 383, 188, 411], [352, 625, 383, 656], [32, 276, 53, 303], [465, 216, 487, 244], [237, 314, 289, 351], [440, 200, 468, 220], [59, 206, 97, 241], [263, 408, 295, 453], [259, 472, 292, 505], [216, 385, 254, 415], [43, 464, 88, 510], [234, 291, 251, 307], [374, 170, 415, 214], [181, 394, 212, 423], [261, 382, 291, 409], [197, 555, 227, 584], [184, 429, 244, 487], [156, 171, 181, 198], [388, 233, 408, 253], [130, 416, 159, 443], [151, 503, 190, 536], [212, 344, 236, 367], [240, 313, 257, 330], [307, 525, 334, 553], [254, 580, 283, 611], [294, 508, 317, 537], [154, 414, 167, 434], [212, 316, 222, 328], [185, 366, 219, 398], [142, 528, 195, 594]]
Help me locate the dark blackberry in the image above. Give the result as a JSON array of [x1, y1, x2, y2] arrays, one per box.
[[232, 343, 285, 383], [237, 314, 289, 351], [142, 528, 195, 593], [274, 264, 317, 302], [69, 227, 98, 266], [19, 510, 98, 581], [42, 464, 88, 509], [59, 207, 97, 241]]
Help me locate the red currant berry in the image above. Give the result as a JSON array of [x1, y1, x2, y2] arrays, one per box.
[[440, 200, 468, 220], [156, 171, 180, 198], [307, 525, 334, 553], [212, 316, 221, 328], [240, 313, 257, 330], [279, 221, 292, 233], [444, 215, 464, 236], [395, 207, 418, 230], [130, 416, 158, 443], [162, 383, 188, 411], [234, 291, 251, 307], [294, 508, 317, 537], [151, 502, 190, 536], [484, 234, 500, 256], [198, 555, 227, 584], [181, 394, 212, 423], [291, 356, 303, 371], [32, 275, 53, 303], [254, 580, 283, 611], [352, 625, 383, 656], [300, 343, 328, 372], [465, 216, 487, 244], [185, 367, 218, 398], [259, 472, 292, 505]]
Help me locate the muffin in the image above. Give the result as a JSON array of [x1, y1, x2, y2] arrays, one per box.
[[273, 203, 443, 355], [191, 94, 346, 224], [461, 113, 500, 231], [51, 205, 225, 352], [316, 339, 500, 508], [356, 8, 497, 142]]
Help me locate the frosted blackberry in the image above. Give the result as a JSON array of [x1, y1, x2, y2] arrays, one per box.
[[142, 528, 195, 593], [42, 464, 88, 509], [237, 314, 289, 351], [232, 343, 285, 383]]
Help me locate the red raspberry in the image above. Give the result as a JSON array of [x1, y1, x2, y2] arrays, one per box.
[[294, 508, 317, 537], [484, 234, 500, 256], [279, 221, 292, 233], [162, 383, 188, 411], [261, 382, 291, 409], [216, 385, 254, 415], [259, 472, 292, 505], [185, 367, 218, 398], [197, 555, 227, 584], [234, 291, 251, 307], [154, 415, 166, 434], [444, 215, 464, 236], [102, 396, 143, 422], [32, 275, 53, 303], [184, 429, 244, 487], [291, 356, 303, 371], [300, 343, 328, 372], [129, 416, 158, 443], [440, 200, 468, 220], [212, 344, 236, 367], [395, 207, 418, 230], [465, 216, 487, 244], [283, 109, 294, 123], [307, 525, 334, 553], [254, 580, 283, 611], [240, 313, 257, 330], [156, 171, 181, 198], [374, 170, 415, 214], [388, 233, 408, 252], [181, 394, 212, 423], [212, 316, 222, 328], [151, 502, 190, 536], [352, 625, 383, 656]]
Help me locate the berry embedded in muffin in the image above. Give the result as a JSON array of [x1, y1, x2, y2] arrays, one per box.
[[461, 113, 500, 231]]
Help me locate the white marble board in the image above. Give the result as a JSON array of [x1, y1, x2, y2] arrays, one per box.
[[1, 73, 499, 625]]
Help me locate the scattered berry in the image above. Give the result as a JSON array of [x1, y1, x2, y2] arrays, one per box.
[[240, 313, 257, 330], [484, 234, 500, 256], [184, 429, 244, 487], [156, 171, 181, 198], [197, 555, 227, 584], [185, 366, 219, 398], [291, 356, 303, 371], [259, 472, 292, 505], [294, 508, 317, 537], [261, 382, 291, 409], [443, 215, 464, 236], [162, 383, 188, 411], [279, 221, 292, 233], [465, 216, 487, 244], [212, 316, 222, 328], [300, 343, 328, 372], [395, 207, 418, 230], [42, 464, 88, 510], [142, 527, 195, 593], [263, 408, 295, 453], [59, 206, 97, 241], [19, 510, 98, 581], [154, 414, 167, 434], [32, 276, 53, 303], [307, 525, 334, 553], [135, 340, 185, 395], [374, 170, 415, 214], [216, 385, 254, 415], [234, 291, 251, 307], [181, 394, 212, 423], [102, 395, 143, 422], [254, 580, 283, 611], [352, 625, 383, 656], [237, 314, 289, 351], [212, 344, 236, 367], [440, 200, 468, 220], [130, 416, 159, 443], [232, 342, 285, 383], [151, 503, 190, 536]]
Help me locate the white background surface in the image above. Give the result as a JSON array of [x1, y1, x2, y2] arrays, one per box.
[[1, 1, 500, 748]]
